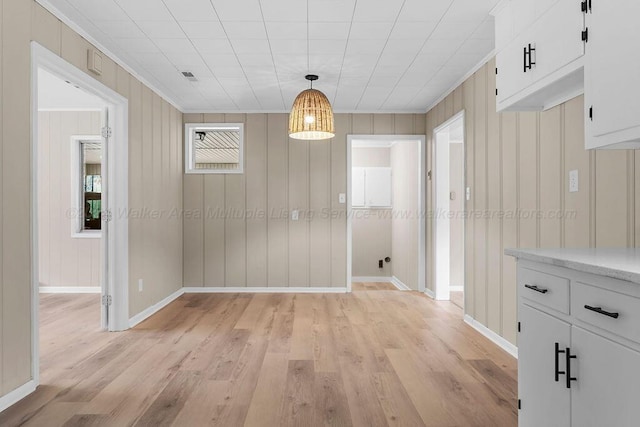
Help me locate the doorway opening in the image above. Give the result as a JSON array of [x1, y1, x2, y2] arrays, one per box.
[[31, 42, 129, 387], [347, 135, 426, 294], [433, 111, 466, 307]]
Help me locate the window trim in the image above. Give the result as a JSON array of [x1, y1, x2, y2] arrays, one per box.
[[184, 123, 244, 174], [70, 135, 103, 239]]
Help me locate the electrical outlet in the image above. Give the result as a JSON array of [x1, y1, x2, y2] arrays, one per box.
[[138, 279, 143, 292], [569, 170, 579, 193], [338, 193, 346, 204], [291, 209, 299, 221], [466, 187, 471, 201]]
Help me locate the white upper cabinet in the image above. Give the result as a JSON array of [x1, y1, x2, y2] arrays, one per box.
[[585, 0, 640, 149], [493, 0, 586, 112], [351, 167, 392, 208]]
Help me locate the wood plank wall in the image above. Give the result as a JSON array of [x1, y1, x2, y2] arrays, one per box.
[[183, 113, 425, 288], [0, 1, 183, 396], [426, 58, 640, 345], [38, 111, 102, 289]]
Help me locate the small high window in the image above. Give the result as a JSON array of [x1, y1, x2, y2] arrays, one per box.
[[185, 123, 244, 174]]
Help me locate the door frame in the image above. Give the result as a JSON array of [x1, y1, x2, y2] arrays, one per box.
[[346, 134, 426, 293], [432, 111, 466, 301], [31, 42, 130, 384]]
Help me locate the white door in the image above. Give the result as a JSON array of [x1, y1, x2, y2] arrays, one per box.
[[586, 0, 640, 142], [518, 304, 571, 427], [571, 326, 640, 427], [100, 108, 110, 330]]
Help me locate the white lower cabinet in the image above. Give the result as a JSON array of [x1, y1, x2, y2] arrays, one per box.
[[517, 260, 640, 427], [518, 305, 570, 427], [571, 327, 640, 427]]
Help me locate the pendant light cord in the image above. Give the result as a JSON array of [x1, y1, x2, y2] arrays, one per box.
[[306, 0, 310, 77]]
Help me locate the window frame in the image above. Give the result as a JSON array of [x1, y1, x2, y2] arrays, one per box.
[[70, 135, 103, 239], [184, 123, 245, 174]]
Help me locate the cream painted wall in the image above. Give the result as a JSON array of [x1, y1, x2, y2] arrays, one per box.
[[0, 0, 183, 397], [391, 141, 420, 290], [183, 113, 425, 288], [426, 58, 640, 346], [450, 143, 465, 287], [351, 147, 392, 277], [38, 111, 102, 289]]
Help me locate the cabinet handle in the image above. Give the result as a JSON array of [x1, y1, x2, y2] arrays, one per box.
[[527, 43, 536, 68], [584, 305, 620, 319], [524, 284, 548, 294], [554, 343, 566, 382], [565, 347, 577, 389], [523, 46, 528, 72]]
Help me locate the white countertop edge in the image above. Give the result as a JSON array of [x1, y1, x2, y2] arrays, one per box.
[[505, 248, 640, 285]]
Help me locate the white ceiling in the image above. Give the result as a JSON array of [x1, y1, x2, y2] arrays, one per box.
[[38, 68, 106, 110], [40, 0, 498, 113]]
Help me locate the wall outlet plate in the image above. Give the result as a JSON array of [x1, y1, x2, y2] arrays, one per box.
[[138, 279, 143, 292], [291, 210, 299, 221], [569, 170, 579, 193], [338, 193, 346, 204]]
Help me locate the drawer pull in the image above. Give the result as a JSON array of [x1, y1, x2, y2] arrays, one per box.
[[584, 305, 619, 319], [554, 343, 566, 382], [524, 284, 548, 294]]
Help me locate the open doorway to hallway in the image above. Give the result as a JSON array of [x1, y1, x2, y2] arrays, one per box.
[[433, 112, 466, 309], [37, 67, 107, 321], [347, 135, 426, 294]]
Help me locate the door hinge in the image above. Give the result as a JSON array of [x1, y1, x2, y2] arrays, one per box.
[[589, 106, 593, 121], [518, 321, 521, 332], [102, 295, 113, 306], [496, 88, 498, 96], [495, 67, 498, 75], [518, 399, 521, 410], [580, 0, 588, 12], [581, 28, 589, 43], [103, 209, 113, 222], [101, 126, 112, 139]]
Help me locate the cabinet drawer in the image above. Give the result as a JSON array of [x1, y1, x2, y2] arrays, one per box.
[[572, 282, 640, 344], [518, 267, 569, 313]]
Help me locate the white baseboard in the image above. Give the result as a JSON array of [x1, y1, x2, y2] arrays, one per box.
[[424, 288, 436, 299], [464, 314, 518, 359], [183, 287, 348, 294], [129, 288, 185, 328], [351, 276, 391, 283], [39, 286, 101, 294], [390, 276, 411, 291], [449, 285, 464, 292], [0, 380, 37, 413]]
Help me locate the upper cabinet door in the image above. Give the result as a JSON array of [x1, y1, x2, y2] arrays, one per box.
[[534, 0, 585, 79], [494, 0, 585, 112], [585, 0, 640, 149]]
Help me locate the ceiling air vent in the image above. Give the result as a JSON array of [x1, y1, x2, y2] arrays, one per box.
[[182, 71, 198, 82]]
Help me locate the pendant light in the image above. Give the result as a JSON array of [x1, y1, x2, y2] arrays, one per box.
[[288, 74, 335, 141]]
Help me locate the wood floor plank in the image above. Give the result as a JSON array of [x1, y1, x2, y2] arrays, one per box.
[[0, 289, 518, 427]]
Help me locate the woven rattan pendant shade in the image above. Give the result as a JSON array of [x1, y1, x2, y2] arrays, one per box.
[[288, 76, 335, 141]]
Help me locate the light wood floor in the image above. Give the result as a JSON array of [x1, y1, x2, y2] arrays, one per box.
[[0, 289, 517, 426], [450, 291, 464, 309]]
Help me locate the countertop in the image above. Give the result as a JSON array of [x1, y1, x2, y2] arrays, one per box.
[[504, 248, 640, 284]]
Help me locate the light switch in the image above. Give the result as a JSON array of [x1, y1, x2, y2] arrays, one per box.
[[338, 193, 346, 204], [291, 209, 299, 221], [569, 170, 579, 193]]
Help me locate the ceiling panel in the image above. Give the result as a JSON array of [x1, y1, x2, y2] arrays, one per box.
[[43, 0, 496, 112]]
